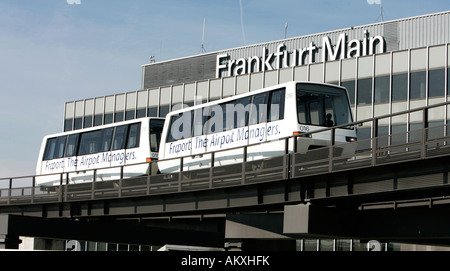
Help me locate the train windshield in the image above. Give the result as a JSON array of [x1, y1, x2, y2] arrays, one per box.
[[296, 83, 353, 128], [149, 119, 164, 152]]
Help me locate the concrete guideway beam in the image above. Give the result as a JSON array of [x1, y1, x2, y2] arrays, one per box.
[[283, 203, 450, 243]]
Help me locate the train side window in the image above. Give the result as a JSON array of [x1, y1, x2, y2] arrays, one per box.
[[249, 93, 268, 125], [167, 112, 192, 142], [44, 136, 67, 160], [204, 105, 223, 134], [233, 97, 251, 128], [268, 89, 285, 122], [112, 125, 128, 150], [101, 128, 114, 152], [126, 123, 141, 149], [64, 134, 79, 157], [193, 108, 204, 136], [78, 130, 103, 155]]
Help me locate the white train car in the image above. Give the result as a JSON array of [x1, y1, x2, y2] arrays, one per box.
[[35, 117, 164, 185], [157, 81, 356, 173]]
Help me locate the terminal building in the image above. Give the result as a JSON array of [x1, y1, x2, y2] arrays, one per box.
[[54, 11, 450, 251], [63, 10, 450, 146]]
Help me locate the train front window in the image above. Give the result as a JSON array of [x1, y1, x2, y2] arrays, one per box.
[[296, 83, 352, 127], [150, 119, 164, 152]]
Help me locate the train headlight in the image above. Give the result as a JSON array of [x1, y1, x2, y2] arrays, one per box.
[[294, 132, 311, 138], [346, 136, 357, 142]]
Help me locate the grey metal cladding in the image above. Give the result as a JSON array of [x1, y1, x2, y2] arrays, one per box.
[[384, 22, 399, 52], [143, 53, 217, 89]]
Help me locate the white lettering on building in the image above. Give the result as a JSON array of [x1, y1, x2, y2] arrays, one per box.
[[216, 31, 385, 78]]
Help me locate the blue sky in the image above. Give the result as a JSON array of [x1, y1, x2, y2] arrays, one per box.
[[0, 0, 449, 178]]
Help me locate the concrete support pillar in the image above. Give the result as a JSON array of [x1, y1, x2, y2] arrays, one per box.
[[0, 234, 21, 250], [0, 215, 21, 249]]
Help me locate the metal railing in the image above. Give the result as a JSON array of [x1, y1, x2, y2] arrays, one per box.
[[2, 101, 450, 206]]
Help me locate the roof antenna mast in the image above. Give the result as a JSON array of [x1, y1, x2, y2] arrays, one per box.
[[200, 18, 206, 53], [380, 0, 384, 21]]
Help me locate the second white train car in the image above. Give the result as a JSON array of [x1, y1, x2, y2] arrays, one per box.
[[157, 81, 357, 173]]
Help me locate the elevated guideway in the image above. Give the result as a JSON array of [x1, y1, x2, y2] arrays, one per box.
[[1, 102, 450, 249]]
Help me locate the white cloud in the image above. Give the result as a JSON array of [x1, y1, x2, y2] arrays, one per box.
[[367, 0, 381, 4], [67, 0, 81, 4]]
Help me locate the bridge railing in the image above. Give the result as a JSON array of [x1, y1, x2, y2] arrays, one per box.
[[1, 101, 450, 206]]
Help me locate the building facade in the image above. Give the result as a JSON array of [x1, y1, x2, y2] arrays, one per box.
[[63, 11, 450, 142]]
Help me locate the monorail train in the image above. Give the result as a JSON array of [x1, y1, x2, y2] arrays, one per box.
[[35, 117, 164, 185], [157, 81, 357, 173]]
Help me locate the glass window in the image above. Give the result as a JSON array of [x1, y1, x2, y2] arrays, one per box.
[[296, 84, 352, 127], [167, 115, 180, 142], [125, 93, 136, 121], [104, 114, 113, 125], [297, 103, 307, 124], [193, 108, 204, 136], [136, 108, 146, 119], [391, 124, 407, 145], [309, 101, 320, 125], [357, 127, 371, 142], [126, 123, 141, 149], [94, 98, 104, 126], [222, 102, 233, 131], [115, 94, 125, 123], [235, 97, 251, 128], [184, 83, 196, 106], [149, 119, 164, 152], [249, 93, 268, 125], [357, 78, 372, 105], [94, 115, 103, 127], [125, 110, 135, 121], [340, 80, 355, 106], [75, 101, 84, 130], [374, 75, 390, 103], [43, 136, 66, 160], [83, 115, 93, 128], [137, 90, 148, 119], [112, 125, 128, 150], [64, 134, 79, 157], [448, 68, 450, 95], [159, 105, 170, 118], [64, 119, 73, 132], [167, 112, 192, 141], [147, 106, 157, 117], [101, 128, 114, 152], [78, 128, 113, 155], [84, 99, 94, 128], [74, 118, 83, 130], [410, 71, 426, 100], [104, 96, 115, 125], [224, 97, 251, 130], [79, 130, 101, 155], [206, 105, 223, 133], [159, 87, 171, 118], [64, 102, 75, 131], [268, 89, 285, 122], [429, 68, 445, 98], [114, 112, 124, 123], [148, 89, 159, 117], [392, 73, 408, 101]]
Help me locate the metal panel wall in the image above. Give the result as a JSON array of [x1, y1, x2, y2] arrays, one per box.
[[63, 11, 450, 132]]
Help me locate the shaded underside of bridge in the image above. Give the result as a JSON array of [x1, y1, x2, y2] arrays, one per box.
[[2, 154, 450, 250]]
